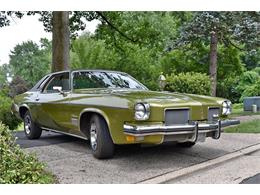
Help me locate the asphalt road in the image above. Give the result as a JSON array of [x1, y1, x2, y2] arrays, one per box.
[[15, 131, 260, 184], [241, 173, 260, 184]]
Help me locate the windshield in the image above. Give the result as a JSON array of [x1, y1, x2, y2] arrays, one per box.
[[72, 71, 147, 90]]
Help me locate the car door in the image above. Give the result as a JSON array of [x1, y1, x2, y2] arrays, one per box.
[[35, 72, 72, 132]]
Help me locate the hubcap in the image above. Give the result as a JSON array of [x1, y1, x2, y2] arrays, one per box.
[[24, 115, 31, 135], [90, 122, 98, 150]]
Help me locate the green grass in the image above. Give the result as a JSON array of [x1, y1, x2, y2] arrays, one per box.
[[16, 123, 23, 131], [231, 103, 260, 117], [225, 119, 260, 133]]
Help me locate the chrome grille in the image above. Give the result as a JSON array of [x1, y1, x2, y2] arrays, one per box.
[[165, 108, 190, 126], [208, 107, 220, 121]]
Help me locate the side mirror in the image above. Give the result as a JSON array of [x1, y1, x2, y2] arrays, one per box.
[[53, 86, 63, 94]]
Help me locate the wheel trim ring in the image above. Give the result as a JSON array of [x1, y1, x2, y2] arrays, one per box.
[[90, 122, 98, 151], [24, 115, 31, 135]]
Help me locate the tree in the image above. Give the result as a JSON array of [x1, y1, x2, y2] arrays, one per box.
[[52, 11, 70, 72], [71, 33, 119, 70], [0, 64, 9, 88], [0, 11, 99, 71], [9, 39, 51, 87], [172, 11, 260, 96], [8, 76, 29, 98]]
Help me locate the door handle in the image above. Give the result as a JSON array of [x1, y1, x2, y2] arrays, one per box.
[[35, 97, 40, 101]]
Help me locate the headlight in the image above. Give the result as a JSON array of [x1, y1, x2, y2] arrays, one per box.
[[134, 103, 150, 120], [222, 100, 232, 115]]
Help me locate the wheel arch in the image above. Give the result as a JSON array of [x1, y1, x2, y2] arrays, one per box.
[[79, 108, 113, 142], [19, 104, 30, 119]]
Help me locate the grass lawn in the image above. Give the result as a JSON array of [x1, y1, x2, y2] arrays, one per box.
[[16, 123, 23, 131], [231, 103, 260, 117], [225, 119, 260, 133]]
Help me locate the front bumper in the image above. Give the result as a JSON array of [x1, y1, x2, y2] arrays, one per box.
[[123, 119, 240, 142]]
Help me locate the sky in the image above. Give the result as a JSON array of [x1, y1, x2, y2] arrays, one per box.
[[0, 14, 99, 65]]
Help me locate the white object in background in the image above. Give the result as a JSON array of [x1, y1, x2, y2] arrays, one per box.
[[252, 104, 257, 113]]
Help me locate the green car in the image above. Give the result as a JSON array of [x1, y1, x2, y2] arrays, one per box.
[[12, 70, 239, 159]]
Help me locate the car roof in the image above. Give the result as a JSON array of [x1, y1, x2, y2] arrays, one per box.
[[49, 69, 127, 76]]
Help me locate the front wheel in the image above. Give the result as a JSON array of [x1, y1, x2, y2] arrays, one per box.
[[23, 111, 42, 139], [89, 114, 115, 159]]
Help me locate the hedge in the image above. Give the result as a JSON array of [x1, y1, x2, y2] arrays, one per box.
[[0, 122, 55, 183], [165, 72, 211, 95]]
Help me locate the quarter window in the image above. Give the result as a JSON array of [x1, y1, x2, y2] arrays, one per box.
[[44, 73, 70, 93]]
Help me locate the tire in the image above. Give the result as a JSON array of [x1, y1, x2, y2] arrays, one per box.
[[23, 111, 42, 139], [177, 141, 196, 148], [89, 114, 115, 159]]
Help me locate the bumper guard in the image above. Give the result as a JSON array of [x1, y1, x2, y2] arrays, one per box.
[[123, 119, 240, 142]]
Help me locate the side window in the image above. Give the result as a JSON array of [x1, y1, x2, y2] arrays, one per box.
[[44, 73, 70, 93]]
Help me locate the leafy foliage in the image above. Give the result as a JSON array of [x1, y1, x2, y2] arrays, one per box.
[[235, 68, 260, 101], [0, 63, 11, 88], [165, 72, 211, 95], [71, 33, 160, 90], [241, 80, 260, 99], [173, 12, 260, 50], [71, 33, 119, 70], [0, 123, 55, 183], [8, 76, 29, 98], [1, 11, 259, 100], [216, 76, 241, 103], [9, 39, 51, 87], [0, 88, 21, 130]]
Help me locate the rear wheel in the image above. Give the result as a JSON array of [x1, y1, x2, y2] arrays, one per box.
[[177, 141, 196, 148], [89, 114, 114, 159], [23, 111, 42, 139]]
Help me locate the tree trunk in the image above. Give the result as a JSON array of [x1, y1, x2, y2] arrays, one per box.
[[52, 11, 70, 72], [209, 31, 218, 96]]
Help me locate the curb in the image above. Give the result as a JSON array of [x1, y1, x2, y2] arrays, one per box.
[[137, 143, 260, 184]]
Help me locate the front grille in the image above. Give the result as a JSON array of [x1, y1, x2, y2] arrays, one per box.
[[165, 108, 190, 126], [208, 107, 220, 121]]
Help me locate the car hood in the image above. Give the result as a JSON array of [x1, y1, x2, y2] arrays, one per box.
[[74, 88, 224, 107]]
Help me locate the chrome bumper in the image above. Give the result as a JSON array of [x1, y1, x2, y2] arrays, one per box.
[[123, 119, 240, 141]]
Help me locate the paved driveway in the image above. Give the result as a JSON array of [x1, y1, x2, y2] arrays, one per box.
[[15, 131, 260, 183]]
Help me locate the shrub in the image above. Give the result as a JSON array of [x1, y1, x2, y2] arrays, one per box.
[[240, 80, 260, 101], [0, 122, 54, 184], [8, 76, 29, 98], [236, 70, 259, 93], [217, 76, 241, 103], [0, 88, 21, 130], [165, 72, 211, 95], [235, 68, 260, 102]]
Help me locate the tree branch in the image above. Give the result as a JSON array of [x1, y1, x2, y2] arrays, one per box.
[[96, 11, 140, 44], [225, 38, 244, 51]]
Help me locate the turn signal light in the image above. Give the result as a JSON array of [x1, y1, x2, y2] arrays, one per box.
[[126, 135, 135, 142]]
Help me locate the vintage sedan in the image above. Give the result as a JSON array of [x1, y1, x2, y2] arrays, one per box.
[[12, 70, 240, 159]]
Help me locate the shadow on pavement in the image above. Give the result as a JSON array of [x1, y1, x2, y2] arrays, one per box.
[[14, 131, 80, 148]]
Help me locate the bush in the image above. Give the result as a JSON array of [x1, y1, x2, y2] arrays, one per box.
[[235, 68, 260, 102], [0, 88, 21, 130], [165, 72, 211, 95], [0, 122, 54, 183], [217, 76, 241, 103], [8, 76, 29, 98], [236, 70, 259, 93], [240, 80, 260, 101]]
